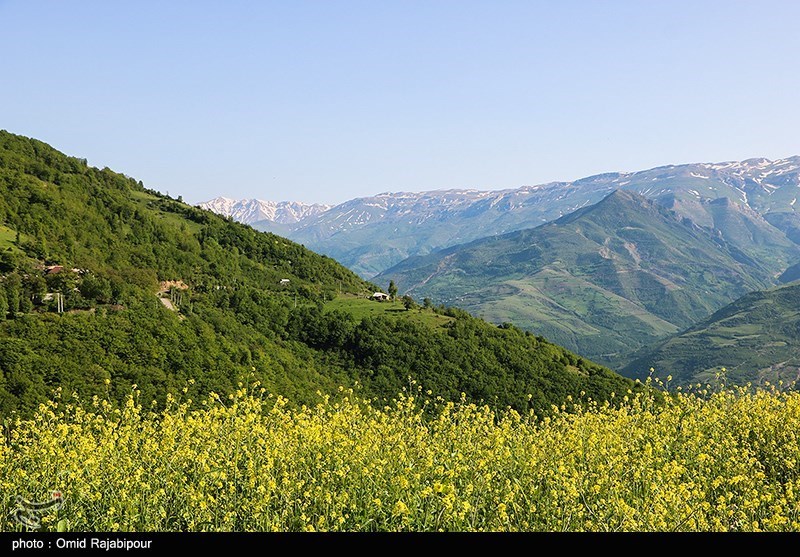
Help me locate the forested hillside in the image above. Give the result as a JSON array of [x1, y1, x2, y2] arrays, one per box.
[[0, 131, 634, 416]]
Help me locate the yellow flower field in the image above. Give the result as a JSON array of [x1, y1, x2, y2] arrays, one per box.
[[2, 382, 799, 531]]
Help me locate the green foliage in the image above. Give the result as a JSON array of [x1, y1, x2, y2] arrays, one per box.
[[0, 288, 7, 319], [282, 301, 635, 413], [624, 282, 800, 386], [0, 130, 635, 418], [0, 250, 18, 273], [78, 273, 113, 304]]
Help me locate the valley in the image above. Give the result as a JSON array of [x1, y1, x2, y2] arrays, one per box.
[[203, 158, 800, 379]]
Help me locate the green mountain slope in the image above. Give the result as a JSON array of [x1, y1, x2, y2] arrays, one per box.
[[377, 190, 783, 367], [622, 282, 800, 386], [0, 131, 634, 416]]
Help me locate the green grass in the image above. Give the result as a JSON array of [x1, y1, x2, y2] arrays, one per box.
[[0, 225, 23, 253], [129, 190, 159, 202], [153, 210, 202, 234], [431, 273, 680, 368], [325, 295, 454, 328]]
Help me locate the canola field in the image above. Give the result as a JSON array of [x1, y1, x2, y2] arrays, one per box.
[[2, 381, 799, 532]]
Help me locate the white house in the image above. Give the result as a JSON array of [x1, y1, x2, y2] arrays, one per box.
[[371, 292, 390, 301]]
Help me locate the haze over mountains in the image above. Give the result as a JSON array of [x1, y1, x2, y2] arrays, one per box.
[[201, 156, 800, 278], [196, 156, 800, 380]]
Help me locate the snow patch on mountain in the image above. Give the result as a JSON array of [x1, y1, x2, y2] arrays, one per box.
[[198, 198, 331, 225]]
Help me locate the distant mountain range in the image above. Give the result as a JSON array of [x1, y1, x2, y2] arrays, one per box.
[[623, 282, 800, 387], [199, 198, 330, 229], [201, 156, 800, 278], [375, 190, 798, 367]]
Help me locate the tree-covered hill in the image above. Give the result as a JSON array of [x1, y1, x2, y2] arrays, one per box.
[[0, 131, 634, 416]]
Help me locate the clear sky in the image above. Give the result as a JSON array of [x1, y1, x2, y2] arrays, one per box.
[[1, 1, 798, 205]]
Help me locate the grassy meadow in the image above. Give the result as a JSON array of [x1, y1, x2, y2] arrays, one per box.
[[324, 295, 454, 329]]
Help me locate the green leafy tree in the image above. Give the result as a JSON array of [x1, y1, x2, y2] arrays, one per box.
[[79, 274, 113, 304], [24, 274, 47, 302], [388, 280, 398, 300], [4, 274, 21, 314], [46, 271, 77, 295], [0, 249, 18, 272], [18, 294, 33, 313], [0, 289, 7, 318], [402, 294, 417, 311]]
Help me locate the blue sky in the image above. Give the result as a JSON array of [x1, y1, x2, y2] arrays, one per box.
[[1, 1, 798, 205]]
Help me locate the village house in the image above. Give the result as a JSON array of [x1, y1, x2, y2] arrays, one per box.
[[371, 292, 390, 301]]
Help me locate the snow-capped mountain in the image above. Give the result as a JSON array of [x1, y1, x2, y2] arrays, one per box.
[[198, 197, 331, 225], [203, 157, 800, 277]]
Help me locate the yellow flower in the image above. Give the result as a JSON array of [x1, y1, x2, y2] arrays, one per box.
[[392, 501, 409, 516]]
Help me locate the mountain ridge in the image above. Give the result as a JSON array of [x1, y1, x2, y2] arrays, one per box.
[[201, 156, 800, 277], [374, 190, 795, 367], [199, 197, 330, 225]]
